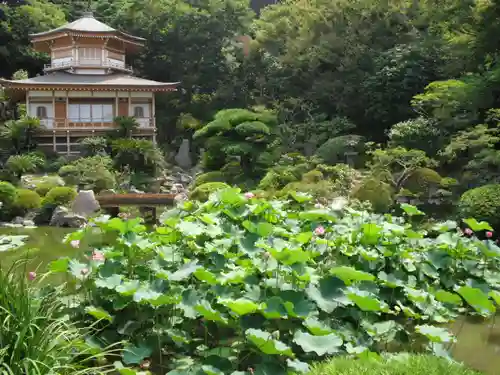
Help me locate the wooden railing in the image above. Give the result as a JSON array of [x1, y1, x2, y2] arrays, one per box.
[[39, 118, 155, 129], [44, 58, 133, 73]]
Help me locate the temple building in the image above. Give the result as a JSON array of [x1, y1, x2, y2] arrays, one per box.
[[0, 12, 178, 155]]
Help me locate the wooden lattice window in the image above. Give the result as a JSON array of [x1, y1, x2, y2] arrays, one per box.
[[36, 106, 47, 119]]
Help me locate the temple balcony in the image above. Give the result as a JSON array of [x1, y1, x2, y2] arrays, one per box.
[[44, 58, 134, 74], [37, 117, 155, 130]]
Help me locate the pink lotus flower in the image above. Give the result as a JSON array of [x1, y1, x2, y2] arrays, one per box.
[[70, 240, 80, 248], [464, 228, 473, 236], [81, 268, 89, 276], [28, 271, 36, 281], [244, 192, 255, 199], [314, 226, 326, 236], [91, 250, 105, 262], [487, 231, 494, 238]]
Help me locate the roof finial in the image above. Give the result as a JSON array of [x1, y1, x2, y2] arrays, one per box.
[[83, 0, 93, 17]]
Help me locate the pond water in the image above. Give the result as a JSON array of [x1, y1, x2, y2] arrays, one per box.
[[0, 227, 499, 374]]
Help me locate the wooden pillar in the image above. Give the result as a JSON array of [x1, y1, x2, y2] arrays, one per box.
[[51, 90, 55, 129], [128, 91, 131, 117], [66, 130, 70, 156], [65, 90, 69, 128], [115, 91, 118, 119], [52, 130, 56, 152], [25, 93, 29, 116], [152, 94, 156, 129]]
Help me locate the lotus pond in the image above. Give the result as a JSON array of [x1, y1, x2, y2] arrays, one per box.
[[1, 225, 500, 374]]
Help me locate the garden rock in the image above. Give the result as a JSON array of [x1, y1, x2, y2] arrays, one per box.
[[50, 206, 87, 228], [12, 216, 25, 225], [72, 190, 100, 217], [174, 138, 193, 169]]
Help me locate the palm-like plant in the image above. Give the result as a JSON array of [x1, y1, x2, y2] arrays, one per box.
[[113, 116, 139, 138], [5, 153, 44, 180], [0, 117, 41, 154]]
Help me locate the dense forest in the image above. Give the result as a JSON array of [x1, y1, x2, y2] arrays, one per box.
[[2, 0, 500, 223]]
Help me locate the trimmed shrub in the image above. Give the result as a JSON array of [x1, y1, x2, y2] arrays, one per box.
[[459, 184, 500, 229], [58, 156, 116, 192], [279, 180, 337, 199], [315, 135, 365, 165], [404, 167, 442, 196], [352, 178, 394, 213], [309, 355, 480, 375], [35, 182, 60, 197], [0, 181, 17, 207], [189, 182, 230, 201], [302, 169, 324, 183], [193, 171, 227, 187], [80, 136, 108, 156], [43, 186, 77, 207], [13, 189, 41, 212]]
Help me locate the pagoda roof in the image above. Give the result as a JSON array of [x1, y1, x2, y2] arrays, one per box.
[[0, 72, 179, 92], [30, 12, 144, 44]]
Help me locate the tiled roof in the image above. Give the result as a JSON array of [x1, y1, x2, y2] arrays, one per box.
[[0, 72, 178, 89], [30, 12, 145, 42]]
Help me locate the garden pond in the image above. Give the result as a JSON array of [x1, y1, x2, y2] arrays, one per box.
[[0, 227, 500, 374]]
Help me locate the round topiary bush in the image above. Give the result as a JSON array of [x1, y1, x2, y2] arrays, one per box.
[[193, 171, 227, 187], [43, 186, 78, 207], [302, 169, 324, 183], [404, 167, 442, 196], [0, 181, 17, 207], [35, 182, 60, 197], [352, 178, 394, 213], [13, 189, 41, 212], [189, 182, 231, 201], [459, 184, 500, 229]]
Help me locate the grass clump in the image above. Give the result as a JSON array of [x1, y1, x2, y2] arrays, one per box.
[[309, 354, 481, 375]]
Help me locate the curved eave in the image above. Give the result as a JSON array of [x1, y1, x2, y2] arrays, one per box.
[[30, 32, 145, 53]]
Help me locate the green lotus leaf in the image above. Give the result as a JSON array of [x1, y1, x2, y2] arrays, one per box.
[[262, 296, 288, 319], [463, 218, 493, 232], [347, 290, 386, 312], [303, 317, 334, 335], [377, 271, 404, 288], [489, 290, 500, 305], [194, 269, 218, 285], [245, 328, 294, 357], [293, 330, 343, 356], [177, 221, 206, 237], [416, 325, 455, 343], [295, 232, 313, 244], [195, 301, 229, 324], [122, 343, 152, 365], [457, 286, 496, 315], [113, 361, 149, 375], [219, 298, 260, 316], [400, 203, 425, 216], [116, 280, 140, 296], [280, 290, 315, 318], [270, 248, 311, 265], [331, 266, 375, 283], [85, 306, 113, 322], [49, 257, 70, 273], [169, 261, 200, 281], [298, 209, 336, 222], [286, 359, 310, 374], [95, 274, 123, 289], [69, 260, 90, 280], [306, 276, 350, 313], [434, 290, 462, 305], [133, 286, 162, 303], [289, 191, 312, 203], [202, 365, 224, 375]]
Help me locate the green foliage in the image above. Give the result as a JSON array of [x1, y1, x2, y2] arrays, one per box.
[[315, 135, 365, 166], [189, 182, 231, 201], [43, 186, 77, 207], [112, 116, 140, 139], [111, 138, 165, 176], [388, 117, 442, 156], [309, 355, 481, 375], [58, 156, 116, 192], [302, 170, 324, 183], [13, 189, 41, 213], [404, 168, 443, 196], [35, 182, 61, 197], [56, 193, 500, 375], [194, 171, 228, 187], [194, 108, 277, 180], [80, 136, 108, 157], [0, 117, 42, 154], [5, 153, 44, 179], [0, 181, 17, 207], [0, 263, 114, 374], [459, 184, 500, 229], [352, 178, 394, 213]]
